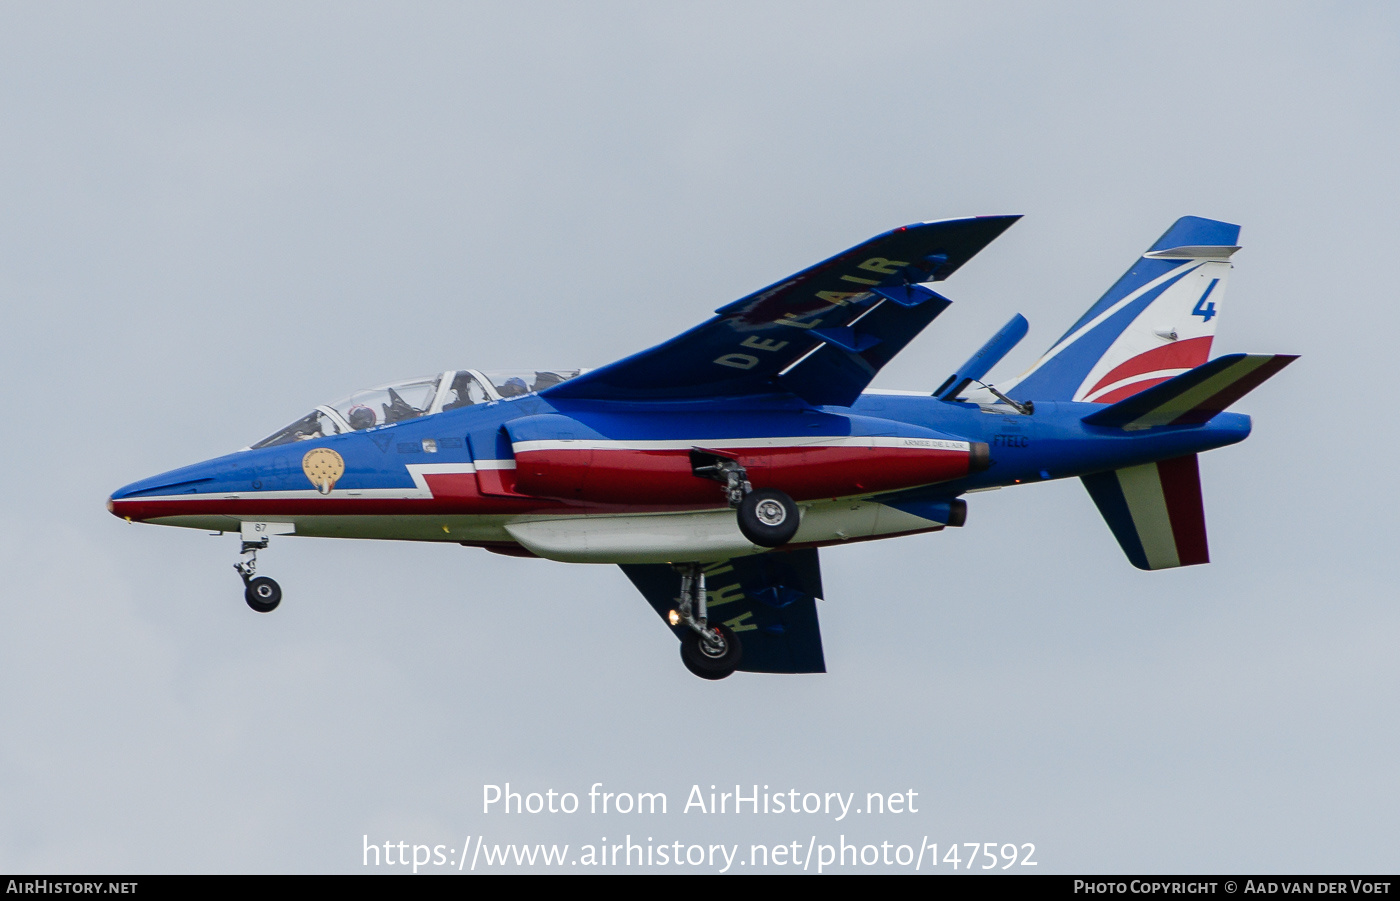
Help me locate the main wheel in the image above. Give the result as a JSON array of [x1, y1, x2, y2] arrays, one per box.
[[680, 624, 743, 680], [244, 576, 282, 613], [737, 488, 800, 547]]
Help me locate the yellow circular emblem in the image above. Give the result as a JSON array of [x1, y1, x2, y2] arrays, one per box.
[[302, 448, 345, 495]]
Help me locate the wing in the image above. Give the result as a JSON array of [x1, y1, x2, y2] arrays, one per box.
[[546, 216, 1020, 406], [621, 549, 827, 674]]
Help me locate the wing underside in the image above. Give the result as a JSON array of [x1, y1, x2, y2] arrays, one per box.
[[621, 549, 827, 674]]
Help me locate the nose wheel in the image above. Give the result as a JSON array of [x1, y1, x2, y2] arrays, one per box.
[[234, 539, 282, 613], [243, 576, 282, 612]]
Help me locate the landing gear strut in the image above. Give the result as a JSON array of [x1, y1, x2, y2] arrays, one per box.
[[234, 537, 281, 613], [670, 563, 742, 680], [690, 450, 800, 547]]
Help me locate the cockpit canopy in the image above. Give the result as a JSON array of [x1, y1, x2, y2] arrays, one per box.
[[250, 369, 582, 449]]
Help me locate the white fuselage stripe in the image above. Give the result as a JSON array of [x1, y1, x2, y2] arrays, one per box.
[[404, 462, 478, 492], [511, 436, 970, 453]]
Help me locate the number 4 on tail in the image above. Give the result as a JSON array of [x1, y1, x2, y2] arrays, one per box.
[[1192, 278, 1220, 322]]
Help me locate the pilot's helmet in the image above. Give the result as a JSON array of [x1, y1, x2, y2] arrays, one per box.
[[347, 404, 377, 430], [500, 376, 528, 397]]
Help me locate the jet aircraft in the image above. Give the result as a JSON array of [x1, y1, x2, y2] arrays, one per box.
[[109, 215, 1295, 679]]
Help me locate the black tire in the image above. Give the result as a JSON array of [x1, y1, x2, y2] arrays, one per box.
[[244, 577, 282, 613], [680, 624, 743, 680], [737, 488, 800, 547]]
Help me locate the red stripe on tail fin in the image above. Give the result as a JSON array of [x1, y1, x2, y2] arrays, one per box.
[[1086, 336, 1214, 398]]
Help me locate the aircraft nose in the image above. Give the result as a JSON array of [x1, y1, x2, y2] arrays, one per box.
[[107, 489, 135, 521], [106, 493, 140, 522], [108, 459, 221, 522], [108, 479, 146, 520]]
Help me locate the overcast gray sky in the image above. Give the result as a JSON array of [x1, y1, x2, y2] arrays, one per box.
[[1, 2, 1396, 874]]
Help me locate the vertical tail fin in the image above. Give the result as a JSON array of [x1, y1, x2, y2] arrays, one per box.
[[1004, 217, 1241, 403]]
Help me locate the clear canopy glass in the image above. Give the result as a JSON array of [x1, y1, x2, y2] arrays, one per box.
[[329, 375, 440, 432], [482, 369, 581, 397], [441, 370, 491, 411], [250, 409, 344, 448], [249, 369, 582, 449]]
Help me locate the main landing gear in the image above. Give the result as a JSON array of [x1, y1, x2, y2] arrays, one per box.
[[690, 450, 800, 547], [234, 537, 281, 613], [670, 563, 743, 680]]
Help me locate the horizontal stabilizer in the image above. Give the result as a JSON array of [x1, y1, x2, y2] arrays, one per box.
[[621, 549, 826, 674], [1082, 353, 1297, 430], [1082, 454, 1208, 570], [935, 313, 1029, 399]]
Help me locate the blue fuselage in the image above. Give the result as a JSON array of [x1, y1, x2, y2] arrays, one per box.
[[110, 389, 1250, 563]]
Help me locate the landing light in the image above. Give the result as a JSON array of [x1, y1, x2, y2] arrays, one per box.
[[668, 609, 680, 626]]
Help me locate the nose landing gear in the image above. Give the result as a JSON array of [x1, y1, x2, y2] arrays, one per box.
[[670, 563, 743, 679], [234, 537, 282, 613]]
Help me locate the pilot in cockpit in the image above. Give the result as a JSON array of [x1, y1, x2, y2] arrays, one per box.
[[347, 404, 377, 430], [442, 371, 482, 411], [249, 369, 581, 451]]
